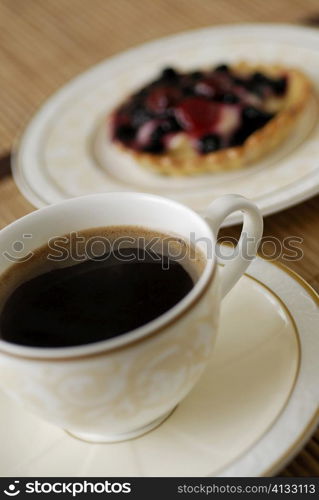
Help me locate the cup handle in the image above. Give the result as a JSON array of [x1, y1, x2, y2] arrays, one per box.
[[205, 194, 263, 298]]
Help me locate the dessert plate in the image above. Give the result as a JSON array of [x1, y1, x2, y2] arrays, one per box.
[[1, 254, 318, 477], [12, 24, 319, 225]]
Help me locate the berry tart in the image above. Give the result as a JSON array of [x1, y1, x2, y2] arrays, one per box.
[[108, 63, 312, 175]]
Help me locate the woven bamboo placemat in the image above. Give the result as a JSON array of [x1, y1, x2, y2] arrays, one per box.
[[0, 0, 318, 476]]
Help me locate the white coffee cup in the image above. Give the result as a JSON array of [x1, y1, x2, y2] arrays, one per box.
[[0, 192, 262, 442]]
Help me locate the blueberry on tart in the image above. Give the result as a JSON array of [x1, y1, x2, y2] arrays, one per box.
[[108, 62, 312, 175]]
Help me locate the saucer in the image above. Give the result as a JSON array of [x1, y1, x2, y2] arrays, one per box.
[[12, 24, 319, 224], [0, 255, 318, 477]]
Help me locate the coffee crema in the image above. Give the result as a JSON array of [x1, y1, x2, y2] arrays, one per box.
[[0, 227, 205, 348]]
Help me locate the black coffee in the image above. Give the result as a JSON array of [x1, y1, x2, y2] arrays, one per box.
[[0, 227, 203, 348]]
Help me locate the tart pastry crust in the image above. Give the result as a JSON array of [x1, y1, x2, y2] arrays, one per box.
[[110, 63, 312, 176]]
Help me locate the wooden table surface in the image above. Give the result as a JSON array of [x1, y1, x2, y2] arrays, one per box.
[[0, 0, 318, 476]]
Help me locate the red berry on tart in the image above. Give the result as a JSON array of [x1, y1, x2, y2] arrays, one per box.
[[108, 63, 312, 175]]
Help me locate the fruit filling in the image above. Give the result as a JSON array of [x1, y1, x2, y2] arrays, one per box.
[[111, 64, 287, 155]]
